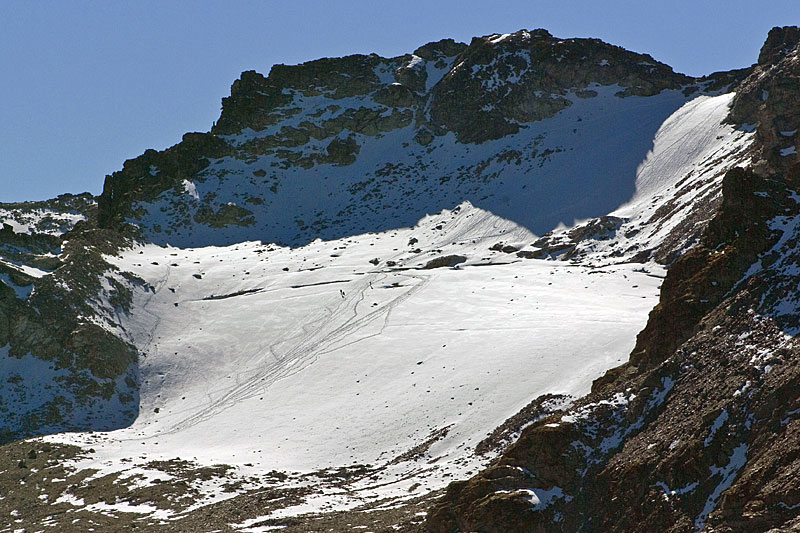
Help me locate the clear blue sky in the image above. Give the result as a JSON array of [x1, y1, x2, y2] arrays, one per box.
[[2, 0, 798, 202]]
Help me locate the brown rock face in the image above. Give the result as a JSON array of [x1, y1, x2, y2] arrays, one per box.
[[758, 26, 800, 65], [427, 27, 800, 533], [429, 30, 691, 143], [625, 166, 782, 374], [97, 133, 233, 228], [730, 26, 800, 177]]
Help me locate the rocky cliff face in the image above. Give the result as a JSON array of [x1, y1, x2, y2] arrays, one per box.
[[427, 27, 800, 533], [0, 195, 141, 443]]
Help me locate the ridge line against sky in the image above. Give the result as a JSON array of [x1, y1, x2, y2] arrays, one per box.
[[2, 0, 798, 202]]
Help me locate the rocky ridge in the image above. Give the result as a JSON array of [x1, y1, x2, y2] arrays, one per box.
[[95, 29, 710, 249]]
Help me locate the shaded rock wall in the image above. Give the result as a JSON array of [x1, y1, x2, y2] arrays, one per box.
[[0, 198, 141, 443]]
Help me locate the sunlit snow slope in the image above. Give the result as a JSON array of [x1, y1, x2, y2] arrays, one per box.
[[47, 91, 752, 521]]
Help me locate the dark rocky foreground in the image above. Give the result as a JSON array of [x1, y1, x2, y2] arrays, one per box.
[[426, 27, 800, 533], [0, 439, 438, 532]]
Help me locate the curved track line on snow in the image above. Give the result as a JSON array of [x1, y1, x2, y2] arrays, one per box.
[[148, 269, 434, 436]]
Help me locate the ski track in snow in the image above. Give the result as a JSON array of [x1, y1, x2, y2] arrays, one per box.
[[47, 216, 663, 516], [157, 268, 433, 436]]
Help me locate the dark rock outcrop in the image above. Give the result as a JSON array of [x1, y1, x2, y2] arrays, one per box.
[[429, 30, 691, 143], [0, 198, 141, 444], [97, 133, 233, 228], [423, 255, 467, 269]]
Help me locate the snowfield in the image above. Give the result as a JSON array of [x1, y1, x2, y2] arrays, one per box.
[[49, 207, 663, 517], [39, 91, 753, 523]]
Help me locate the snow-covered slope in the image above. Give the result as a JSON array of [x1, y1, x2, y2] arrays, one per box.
[[527, 93, 753, 264], [1, 26, 767, 529], [37, 90, 753, 525], [50, 206, 663, 518]]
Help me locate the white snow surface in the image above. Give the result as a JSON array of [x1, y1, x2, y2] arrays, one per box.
[[0, 258, 52, 278], [527, 93, 751, 264], [49, 205, 663, 516], [42, 92, 754, 520]]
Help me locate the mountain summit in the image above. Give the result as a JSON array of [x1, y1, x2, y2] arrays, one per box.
[[1, 27, 798, 532], [96, 28, 703, 249]]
